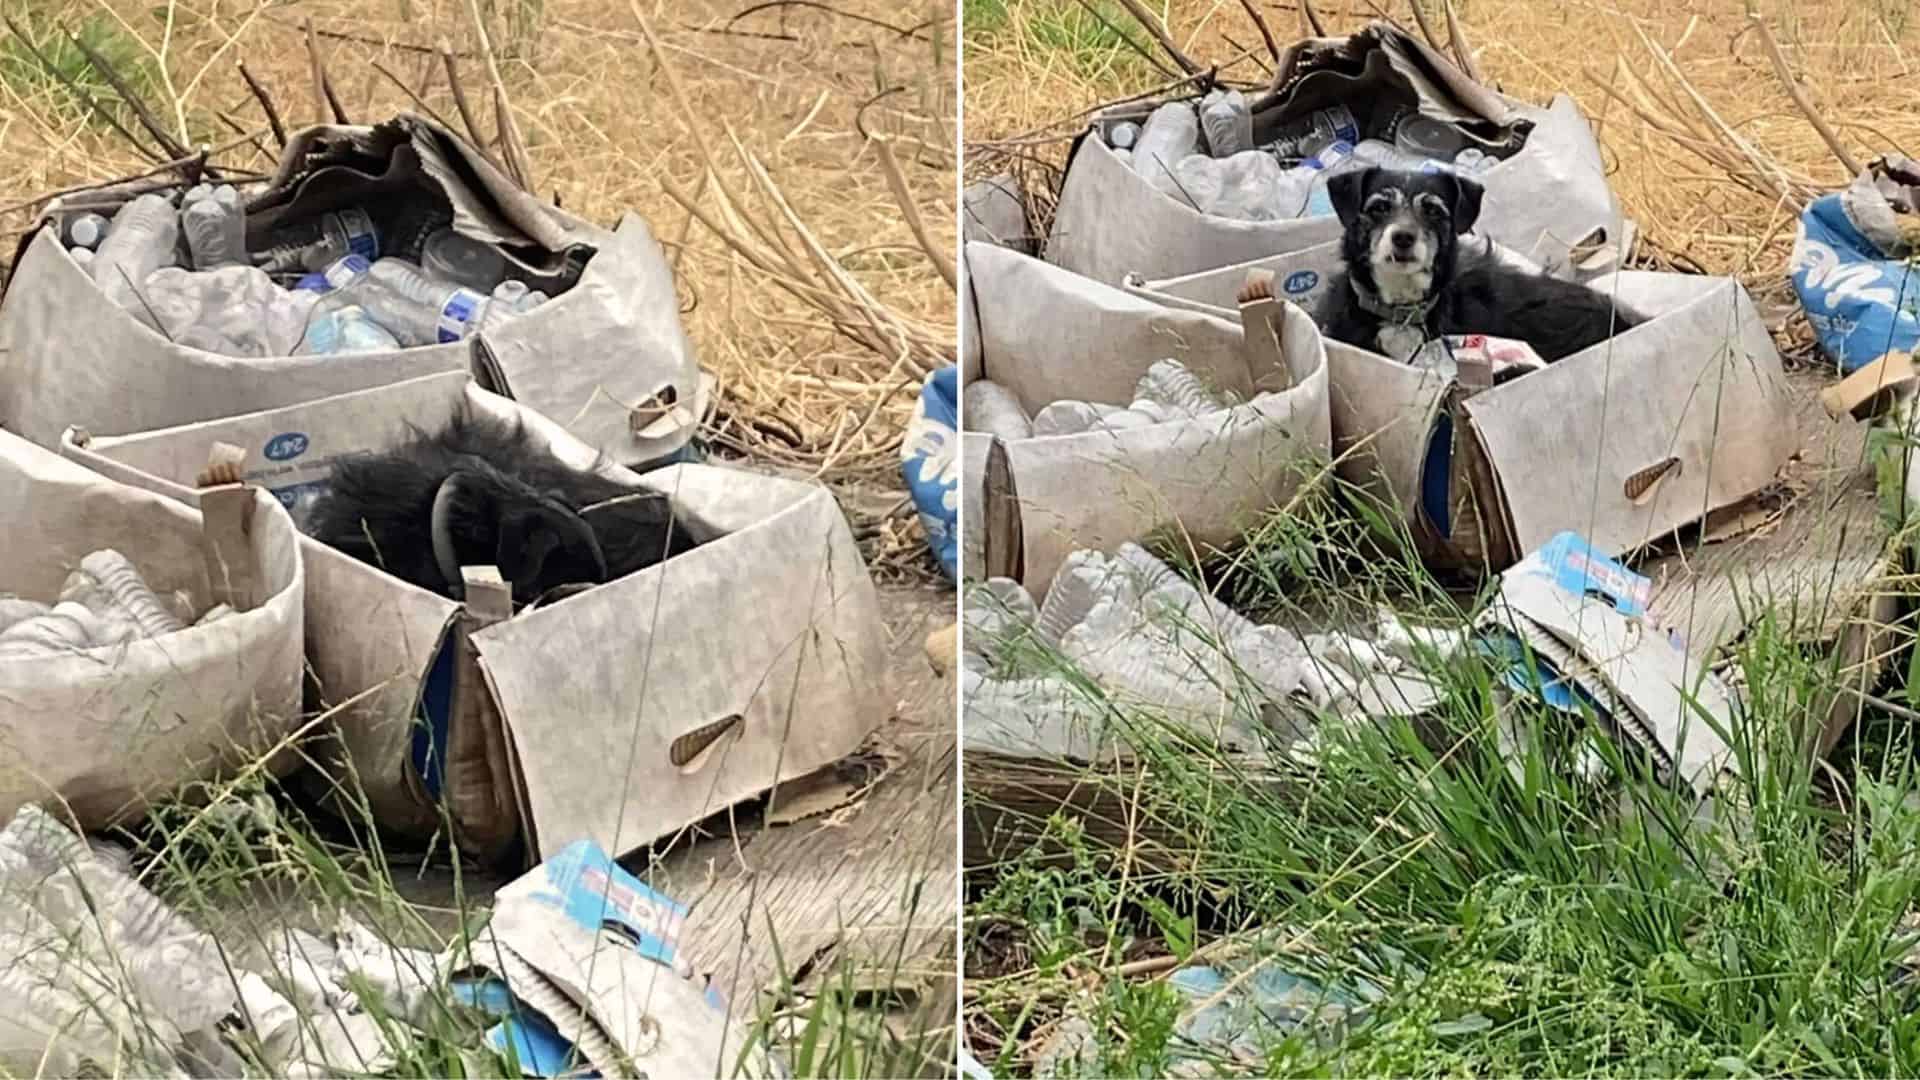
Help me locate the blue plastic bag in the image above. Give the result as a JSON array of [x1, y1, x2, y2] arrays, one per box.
[[1790, 192, 1920, 372], [901, 366, 959, 580]]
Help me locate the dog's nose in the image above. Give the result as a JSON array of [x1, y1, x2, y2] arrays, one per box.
[[1390, 229, 1416, 252]]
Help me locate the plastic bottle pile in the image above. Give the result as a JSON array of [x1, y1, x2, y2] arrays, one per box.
[[1110, 91, 1514, 222], [62, 189, 552, 358], [961, 358, 1238, 441], [961, 544, 1463, 758], [0, 550, 229, 661]]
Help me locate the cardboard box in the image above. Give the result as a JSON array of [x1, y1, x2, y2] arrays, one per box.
[[0, 432, 304, 828], [1046, 24, 1625, 287], [960, 243, 1330, 595], [1130, 260, 1798, 572], [2, 117, 704, 466], [59, 370, 888, 862]]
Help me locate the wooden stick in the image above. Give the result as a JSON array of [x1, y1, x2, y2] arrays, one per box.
[[1745, 5, 1861, 176], [303, 17, 346, 124], [1, 18, 163, 163], [66, 29, 191, 160], [1406, 0, 1444, 54], [1441, 0, 1484, 83], [465, 0, 535, 191], [1071, 0, 1179, 81], [263, 15, 457, 56], [1237, 0, 1281, 63], [1108, 0, 1205, 76], [871, 135, 956, 292], [1300, 0, 1326, 37], [439, 41, 493, 159], [371, 59, 455, 131], [0, 132, 267, 217], [236, 61, 288, 148]]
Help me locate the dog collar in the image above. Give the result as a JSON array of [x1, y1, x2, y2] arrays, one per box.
[[1352, 280, 1436, 326]]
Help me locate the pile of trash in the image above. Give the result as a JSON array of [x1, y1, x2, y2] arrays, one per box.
[[966, 358, 1242, 438], [62, 186, 554, 358], [0, 549, 232, 659], [0, 805, 771, 1078], [1113, 88, 1507, 222], [962, 543, 1458, 761]]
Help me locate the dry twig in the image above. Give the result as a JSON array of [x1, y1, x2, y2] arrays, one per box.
[[237, 62, 288, 147]]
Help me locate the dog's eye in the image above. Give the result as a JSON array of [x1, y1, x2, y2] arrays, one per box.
[[1363, 194, 1394, 216], [1416, 194, 1448, 219]]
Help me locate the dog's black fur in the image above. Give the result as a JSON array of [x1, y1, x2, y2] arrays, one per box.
[[1315, 166, 1646, 373], [306, 410, 712, 606]]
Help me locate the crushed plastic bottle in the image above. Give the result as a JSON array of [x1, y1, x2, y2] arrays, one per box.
[[421, 228, 508, 292], [1132, 101, 1202, 187], [256, 208, 380, 274], [333, 257, 489, 346], [142, 265, 319, 356], [1107, 120, 1140, 150], [91, 194, 180, 323], [301, 304, 402, 355], [180, 184, 247, 269]]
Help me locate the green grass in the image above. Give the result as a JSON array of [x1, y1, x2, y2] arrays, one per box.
[[963, 485, 1920, 1077], [0, 13, 163, 133], [963, 0, 1162, 83]]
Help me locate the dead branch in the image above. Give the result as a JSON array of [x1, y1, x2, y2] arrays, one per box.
[[857, 89, 957, 293], [370, 59, 454, 131], [438, 41, 502, 173], [1108, 0, 1205, 76], [67, 29, 191, 161], [1300, 0, 1326, 38], [236, 62, 288, 147], [304, 17, 350, 124], [1071, 0, 1180, 81], [1744, 5, 1861, 176], [0, 131, 265, 218], [1406, 0, 1444, 55], [727, 0, 930, 39], [1237, 0, 1281, 63], [1441, 0, 1483, 82], [465, 0, 534, 191]]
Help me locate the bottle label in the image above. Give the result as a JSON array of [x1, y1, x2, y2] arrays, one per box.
[[323, 254, 370, 288], [438, 288, 485, 343], [337, 208, 379, 261], [294, 272, 330, 293]]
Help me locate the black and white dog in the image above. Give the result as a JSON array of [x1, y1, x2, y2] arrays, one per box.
[[307, 410, 714, 607], [1315, 166, 1646, 377]]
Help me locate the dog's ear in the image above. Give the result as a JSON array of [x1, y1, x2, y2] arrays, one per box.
[[1447, 173, 1485, 234], [496, 501, 607, 595], [1325, 166, 1374, 228]]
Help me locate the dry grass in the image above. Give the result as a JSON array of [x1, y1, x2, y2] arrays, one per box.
[[0, 0, 956, 572], [963, 0, 1919, 338]]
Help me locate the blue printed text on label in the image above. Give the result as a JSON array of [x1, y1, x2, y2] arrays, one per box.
[[263, 432, 309, 461]]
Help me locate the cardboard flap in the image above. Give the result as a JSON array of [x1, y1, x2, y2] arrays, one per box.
[[474, 465, 887, 859], [1820, 350, 1918, 420], [484, 840, 767, 1076], [1489, 535, 1735, 793], [1461, 273, 1795, 559]]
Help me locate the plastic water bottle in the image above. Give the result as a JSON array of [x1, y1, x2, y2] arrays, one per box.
[[1108, 121, 1140, 150], [339, 257, 489, 346], [66, 212, 108, 249], [256, 208, 380, 274], [1300, 139, 1358, 217], [69, 247, 95, 271], [1453, 148, 1497, 176], [92, 193, 180, 319], [421, 228, 508, 292], [302, 304, 402, 354], [181, 184, 247, 269], [1199, 88, 1253, 156], [1132, 102, 1201, 183]]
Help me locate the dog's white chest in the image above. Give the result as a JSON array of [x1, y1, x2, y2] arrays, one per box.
[[1375, 324, 1426, 362]]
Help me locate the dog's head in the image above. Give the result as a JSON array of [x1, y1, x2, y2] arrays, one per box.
[[1325, 166, 1484, 305]]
